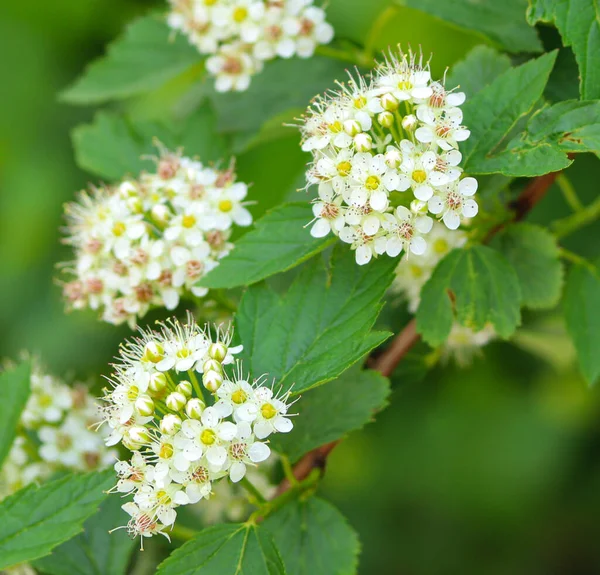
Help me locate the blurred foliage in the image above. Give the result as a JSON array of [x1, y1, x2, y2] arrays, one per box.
[[1, 1, 600, 574]]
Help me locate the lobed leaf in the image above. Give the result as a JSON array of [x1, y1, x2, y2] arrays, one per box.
[[416, 245, 522, 346], [156, 523, 285, 575], [563, 261, 600, 385], [0, 470, 112, 570], [270, 366, 390, 462], [264, 496, 359, 575], [493, 223, 563, 309], [235, 246, 396, 394], [0, 360, 31, 467], [62, 15, 201, 104], [199, 203, 334, 289], [528, 0, 600, 99]]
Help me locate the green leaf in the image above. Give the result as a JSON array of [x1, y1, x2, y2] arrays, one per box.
[[156, 523, 285, 575], [270, 367, 390, 462], [0, 470, 112, 570], [461, 51, 557, 175], [0, 360, 31, 467], [493, 223, 563, 309], [72, 107, 228, 181], [480, 100, 600, 176], [416, 245, 522, 346], [200, 203, 334, 289], [62, 15, 201, 104], [32, 495, 135, 575], [396, 0, 542, 53], [528, 0, 600, 99], [236, 246, 395, 394], [446, 45, 512, 98], [563, 261, 600, 384], [263, 496, 359, 575]]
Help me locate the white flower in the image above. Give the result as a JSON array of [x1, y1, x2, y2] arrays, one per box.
[[309, 183, 345, 238], [226, 422, 270, 482], [206, 43, 261, 93], [349, 153, 401, 209], [381, 206, 433, 257], [428, 177, 479, 230]]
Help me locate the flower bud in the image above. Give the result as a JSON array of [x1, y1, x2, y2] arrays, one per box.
[[402, 114, 417, 131], [343, 119, 362, 136], [177, 380, 193, 398], [185, 398, 205, 420], [142, 342, 164, 364], [149, 372, 168, 394], [377, 111, 394, 128], [166, 391, 187, 412], [203, 358, 223, 374], [134, 394, 155, 417], [385, 148, 402, 169], [203, 370, 223, 392], [160, 414, 182, 435], [127, 426, 151, 447], [119, 181, 137, 198], [127, 196, 143, 214], [354, 133, 372, 152], [381, 93, 399, 112], [151, 204, 170, 227], [208, 342, 228, 362]]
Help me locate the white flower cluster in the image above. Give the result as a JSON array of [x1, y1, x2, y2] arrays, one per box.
[[61, 149, 252, 327], [101, 316, 294, 544], [167, 0, 334, 92], [392, 222, 495, 363], [0, 360, 114, 501], [300, 48, 479, 265]]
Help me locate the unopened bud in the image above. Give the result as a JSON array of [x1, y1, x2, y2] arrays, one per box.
[[203, 370, 223, 392], [135, 394, 155, 417], [385, 148, 402, 169], [160, 414, 182, 435], [208, 342, 228, 362], [381, 93, 399, 112], [402, 114, 417, 131], [142, 342, 164, 364], [185, 398, 205, 420], [151, 204, 170, 226], [149, 372, 168, 394], [203, 358, 223, 374], [343, 119, 362, 136], [177, 381, 193, 398], [378, 111, 394, 128], [354, 133, 372, 152], [166, 391, 187, 412], [119, 181, 137, 197], [127, 196, 143, 214], [127, 426, 151, 446]]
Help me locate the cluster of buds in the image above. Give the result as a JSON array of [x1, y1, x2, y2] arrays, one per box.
[[0, 359, 115, 501], [60, 148, 252, 327], [391, 221, 495, 364], [300, 47, 479, 265], [100, 315, 294, 544], [167, 0, 334, 92]]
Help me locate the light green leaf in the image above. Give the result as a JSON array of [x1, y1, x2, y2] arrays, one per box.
[[200, 203, 334, 289], [461, 51, 557, 175], [62, 15, 201, 104], [270, 367, 390, 462], [263, 497, 359, 575], [72, 107, 227, 181], [528, 0, 600, 99], [0, 360, 31, 467], [447, 45, 512, 98], [236, 246, 395, 394], [416, 245, 522, 346], [563, 261, 600, 384], [156, 523, 285, 575], [396, 0, 542, 53], [480, 100, 600, 176], [493, 223, 563, 309], [0, 470, 112, 570], [32, 495, 135, 575]]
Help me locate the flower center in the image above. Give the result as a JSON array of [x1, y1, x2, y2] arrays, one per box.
[[410, 264, 423, 278], [112, 222, 126, 236], [446, 192, 462, 210], [353, 95, 367, 109], [156, 490, 172, 505], [231, 389, 248, 404], [218, 199, 233, 212], [412, 169, 427, 184], [436, 124, 452, 138], [177, 347, 191, 359], [397, 80, 413, 91], [192, 466, 209, 483], [261, 403, 277, 419], [182, 214, 196, 228], [328, 121, 342, 133], [397, 222, 414, 240], [230, 442, 247, 459], [433, 238, 449, 254], [127, 385, 140, 401], [200, 429, 216, 445], [233, 7, 248, 22], [365, 175, 380, 191], [337, 161, 352, 176], [321, 203, 339, 220], [160, 443, 174, 459], [57, 433, 72, 450], [38, 393, 52, 407]]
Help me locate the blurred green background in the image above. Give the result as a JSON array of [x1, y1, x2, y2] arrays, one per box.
[[2, 1, 600, 574]]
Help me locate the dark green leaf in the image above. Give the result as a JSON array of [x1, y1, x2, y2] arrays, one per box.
[[156, 523, 285, 575], [493, 223, 563, 309], [264, 497, 359, 575], [416, 245, 522, 346], [563, 261, 600, 384], [462, 51, 557, 175], [0, 360, 31, 467], [397, 0, 542, 53], [200, 203, 334, 289], [62, 15, 201, 104], [0, 470, 112, 570], [270, 367, 390, 462], [528, 0, 600, 99], [72, 107, 228, 181], [236, 246, 395, 394]]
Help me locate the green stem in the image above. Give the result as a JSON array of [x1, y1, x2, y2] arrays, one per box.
[[280, 455, 298, 486], [552, 195, 600, 239], [188, 369, 206, 403], [210, 290, 238, 315], [240, 476, 267, 505], [169, 523, 198, 541], [556, 173, 583, 212], [558, 247, 596, 272], [315, 44, 370, 67]]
